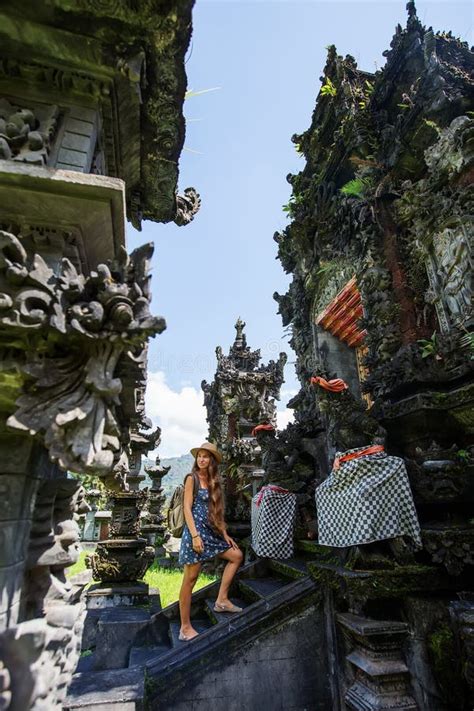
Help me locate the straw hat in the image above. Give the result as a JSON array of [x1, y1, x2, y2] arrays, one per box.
[[190, 441, 223, 464]]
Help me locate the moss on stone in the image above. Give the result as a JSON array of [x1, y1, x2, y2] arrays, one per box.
[[427, 624, 464, 707], [0, 371, 23, 412], [308, 562, 441, 601]]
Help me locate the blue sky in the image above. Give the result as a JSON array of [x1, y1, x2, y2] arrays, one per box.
[[133, 0, 473, 457]]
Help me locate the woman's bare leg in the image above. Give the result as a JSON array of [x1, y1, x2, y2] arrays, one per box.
[[216, 547, 244, 605], [179, 562, 202, 637]]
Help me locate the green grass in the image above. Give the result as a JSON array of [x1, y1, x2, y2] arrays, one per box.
[[68, 550, 89, 577], [144, 562, 217, 608], [66, 552, 217, 608]]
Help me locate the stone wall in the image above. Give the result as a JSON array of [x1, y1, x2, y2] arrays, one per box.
[[158, 603, 331, 711]]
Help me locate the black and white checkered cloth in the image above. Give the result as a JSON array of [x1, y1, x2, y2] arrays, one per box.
[[251, 487, 297, 559], [315, 447, 422, 548]]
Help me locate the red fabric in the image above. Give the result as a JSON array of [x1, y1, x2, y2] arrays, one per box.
[[256, 484, 289, 507], [252, 424, 275, 436], [333, 445, 385, 471], [310, 376, 349, 392]]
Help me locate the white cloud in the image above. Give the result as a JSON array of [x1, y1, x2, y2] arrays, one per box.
[[276, 408, 294, 431], [145, 370, 295, 456], [145, 371, 208, 458]]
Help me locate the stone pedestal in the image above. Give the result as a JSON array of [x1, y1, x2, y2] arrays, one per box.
[[82, 582, 160, 655], [86, 582, 160, 611]]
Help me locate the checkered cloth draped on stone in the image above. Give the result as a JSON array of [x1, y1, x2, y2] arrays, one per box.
[[315, 447, 422, 548], [251, 487, 297, 559]]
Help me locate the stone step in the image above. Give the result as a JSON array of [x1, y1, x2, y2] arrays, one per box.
[[237, 576, 289, 601], [129, 644, 170, 668], [168, 618, 214, 647], [295, 539, 337, 559], [93, 607, 151, 671], [203, 597, 249, 624], [268, 557, 308, 579], [145, 575, 317, 703], [64, 668, 144, 710]]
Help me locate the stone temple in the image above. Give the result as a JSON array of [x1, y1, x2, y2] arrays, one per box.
[[0, 1, 473, 710]]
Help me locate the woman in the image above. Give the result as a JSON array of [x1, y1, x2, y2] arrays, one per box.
[[178, 442, 244, 641]]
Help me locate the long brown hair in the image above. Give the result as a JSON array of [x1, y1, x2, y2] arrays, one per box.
[[192, 452, 225, 533]]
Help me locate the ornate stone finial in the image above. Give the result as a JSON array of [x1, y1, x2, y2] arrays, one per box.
[[174, 187, 201, 226], [234, 317, 246, 348], [406, 1, 422, 30]]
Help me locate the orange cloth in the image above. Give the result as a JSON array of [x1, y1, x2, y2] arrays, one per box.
[[333, 445, 385, 470], [310, 376, 349, 392], [252, 424, 275, 436]]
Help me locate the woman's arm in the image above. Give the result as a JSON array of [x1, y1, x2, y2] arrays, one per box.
[[183, 475, 204, 554]]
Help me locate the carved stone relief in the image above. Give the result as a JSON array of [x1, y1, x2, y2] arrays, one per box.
[[174, 187, 201, 226], [0, 477, 89, 711], [0, 230, 165, 477], [0, 98, 60, 166], [426, 223, 472, 333]]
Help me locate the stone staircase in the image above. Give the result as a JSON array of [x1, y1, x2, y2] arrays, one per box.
[[64, 554, 323, 710]]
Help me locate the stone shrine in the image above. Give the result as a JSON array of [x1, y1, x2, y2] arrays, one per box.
[[202, 318, 286, 530]]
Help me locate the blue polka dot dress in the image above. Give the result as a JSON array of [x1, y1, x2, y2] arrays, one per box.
[[179, 487, 230, 565]]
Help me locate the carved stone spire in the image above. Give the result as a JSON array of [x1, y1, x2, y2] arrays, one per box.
[[234, 317, 246, 348]]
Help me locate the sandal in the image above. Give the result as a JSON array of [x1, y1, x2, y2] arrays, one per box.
[[179, 630, 198, 641], [213, 601, 243, 613]]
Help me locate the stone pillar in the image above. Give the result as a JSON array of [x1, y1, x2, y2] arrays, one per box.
[[0, 429, 39, 631]]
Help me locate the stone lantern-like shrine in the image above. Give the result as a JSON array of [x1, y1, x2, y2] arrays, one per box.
[[202, 318, 286, 532]]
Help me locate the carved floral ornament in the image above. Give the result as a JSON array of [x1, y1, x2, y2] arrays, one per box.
[[0, 229, 165, 476], [0, 98, 59, 165]]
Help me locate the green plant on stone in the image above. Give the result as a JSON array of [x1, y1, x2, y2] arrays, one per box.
[[340, 177, 372, 199], [455, 449, 471, 463], [282, 191, 306, 217], [459, 329, 474, 360], [423, 118, 442, 135], [320, 77, 337, 98], [418, 332, 440, 359], [364, 80, 374, 95]]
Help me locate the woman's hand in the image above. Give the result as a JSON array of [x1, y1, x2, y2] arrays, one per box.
[[223, 532, 238, 549], [192, 535, 204, 554]]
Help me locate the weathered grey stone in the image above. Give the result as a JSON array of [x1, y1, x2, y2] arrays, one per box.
[[156, 604, 331, 711], [86, 583, 155, 610], [64, 668, 144, 710], [94, 608, 151, 670], [0, 162, 126, 268]]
